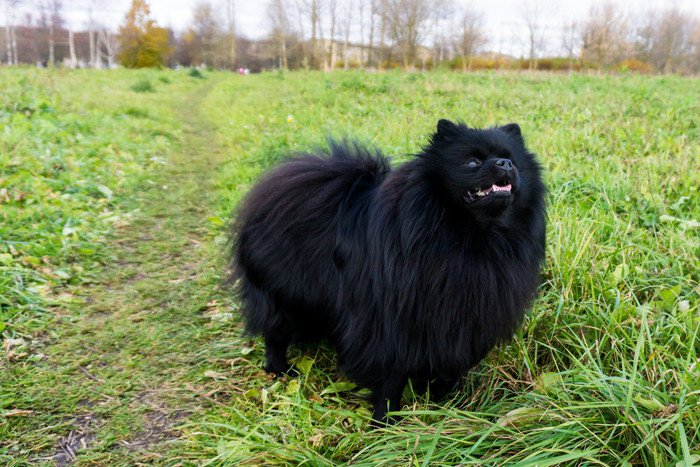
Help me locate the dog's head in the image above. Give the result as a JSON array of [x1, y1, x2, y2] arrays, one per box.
[[422, 119, 540, 217]]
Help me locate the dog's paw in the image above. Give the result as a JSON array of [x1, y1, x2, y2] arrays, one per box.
[[264, 361, 297, 377]]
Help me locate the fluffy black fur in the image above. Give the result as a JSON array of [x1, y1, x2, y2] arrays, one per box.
[[228, 120, 546, 423]]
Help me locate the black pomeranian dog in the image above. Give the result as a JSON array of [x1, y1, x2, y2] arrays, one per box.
[[228, 119, 546, 423]]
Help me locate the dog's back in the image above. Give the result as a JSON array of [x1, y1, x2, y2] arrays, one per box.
[[229, 141, 390, 347]]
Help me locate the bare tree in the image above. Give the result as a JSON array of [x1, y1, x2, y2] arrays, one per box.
[[48, 2, 55, 66], [4, 6, 14, 64], [296, 0, 325, 68], [634, 7, 697, 73], [67, 28, 76, 67], [291, 0, 307, 65], [690, 19, 700, 74], [378, 0, 389, 65], [11, 22, 17, 64], [454, 4, 485, 71], [325, 0, 337, 70], [267, 0, 290, 69], [519, 0, 550, 70], [430, 1, 455, 67], [225, 0, 236, 69], [39, 0, 63, 67], [341, 0, 352, 69], [85, 0, 108, 67], [561, 20, 577, 72], [366, 0, 378, 66], [3, 1, 24, 65], [89, 18, 96, 66], [580, 2, 629, 69], [98, 28, 120, 68], [357, 0, 365, 65], [297, 0, 322, 68], [383, 0, 441, 69], [188, 1, 224, 67]]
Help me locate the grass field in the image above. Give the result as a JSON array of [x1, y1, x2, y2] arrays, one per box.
[[1, 68, 698, 465]]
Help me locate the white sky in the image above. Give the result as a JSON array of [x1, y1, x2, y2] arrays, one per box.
[[13, 0, 700, 57]]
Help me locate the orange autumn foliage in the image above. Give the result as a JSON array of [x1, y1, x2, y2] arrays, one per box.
[[118, 0, 172, 68]]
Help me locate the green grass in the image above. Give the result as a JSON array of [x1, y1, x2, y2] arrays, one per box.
[[1, 68, 698, 465], [0, 69, 192, 336], [0, 68, 210, 463]]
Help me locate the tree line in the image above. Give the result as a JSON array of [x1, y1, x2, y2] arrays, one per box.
[[2, 0, 699, 74]]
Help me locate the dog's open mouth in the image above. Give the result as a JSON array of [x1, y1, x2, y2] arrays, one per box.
[[464, 182, 512, 202]]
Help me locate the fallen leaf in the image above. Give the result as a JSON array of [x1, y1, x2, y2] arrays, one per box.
[[2, 409, 34, 417], [320, 381, 356, 395], [3, 338, 25, 352], [309, 432, 324, 447], [286, 379, 300, 395], [654, 403, 678, 418], [204, 370, 227, 380], [209, 312, 233, 322], [497, 407, 547, 427], [297, 357, 314, 374]]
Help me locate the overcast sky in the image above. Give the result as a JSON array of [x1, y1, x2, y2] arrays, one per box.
[[15, 0, 700, 57]]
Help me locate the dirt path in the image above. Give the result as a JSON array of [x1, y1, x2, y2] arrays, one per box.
[[8, 80, 229, 464]]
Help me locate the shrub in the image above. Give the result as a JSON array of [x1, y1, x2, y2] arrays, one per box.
[[378, 60, 402, 70], [130, 79, 155, 93], [468, 56, 508, 70], [339, 74, 369, 91], [617, 59, 654, 74], [334, 60, 362, 70], [123, 107, 150, 118], [188, 68, 206, 79]]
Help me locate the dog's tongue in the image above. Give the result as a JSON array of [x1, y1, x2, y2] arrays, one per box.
[[492, 184, 512, 192]]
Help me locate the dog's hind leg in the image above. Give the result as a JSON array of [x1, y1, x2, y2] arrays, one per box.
[[428, 375, 461, 402], [370, 375, 408, 425], [263, 330, 294, 375], [410, 378, 429, 396], [240, 279, 295, 375]]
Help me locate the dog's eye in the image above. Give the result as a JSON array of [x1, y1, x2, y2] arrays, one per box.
[[466, 158, 480, 168]]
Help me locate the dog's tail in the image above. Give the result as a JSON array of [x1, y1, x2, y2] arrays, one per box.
[[324, 138, 391, 177], [225, 139, 391, 288], [320, 138, 391, 196]]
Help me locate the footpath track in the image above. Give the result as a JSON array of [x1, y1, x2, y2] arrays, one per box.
[[7, 79, 229, 465]]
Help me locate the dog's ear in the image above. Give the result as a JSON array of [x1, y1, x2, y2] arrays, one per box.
[[500, 123, 522, 137], [437, 119, 457, 136], [432, 119, 458, 143]]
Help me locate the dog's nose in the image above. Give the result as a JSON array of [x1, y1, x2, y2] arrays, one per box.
[[495, 158, 513, 171]]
